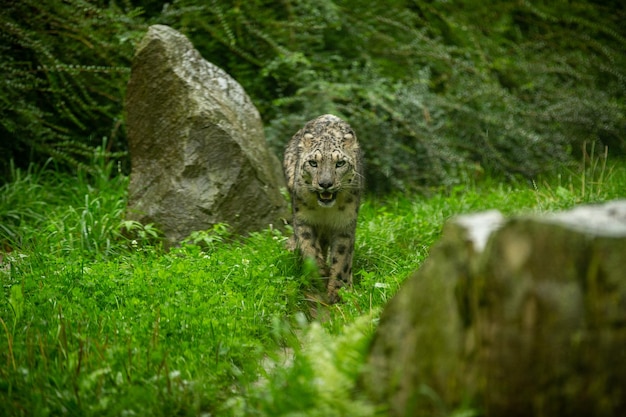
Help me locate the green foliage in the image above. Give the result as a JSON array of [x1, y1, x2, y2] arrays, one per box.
[[0, 0, 145, 178], [160, 0, 625, 192], [2, 0, 624, 191], [0, 140, 140, 258], [0, 242, 301, 415], [181, 223, 231, 249], [236, 316, 377, 417]]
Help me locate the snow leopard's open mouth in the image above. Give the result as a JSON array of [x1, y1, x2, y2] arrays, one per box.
[[317, 191, 337, 207]]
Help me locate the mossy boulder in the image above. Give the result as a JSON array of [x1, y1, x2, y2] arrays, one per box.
[[363, 201, 626, 417], [125, 25, 287, 247]]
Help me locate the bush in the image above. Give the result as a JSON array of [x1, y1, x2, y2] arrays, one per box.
[[0, 0, 145, 178], [1, 0, 624, 192], [163, 0, 626, 192]]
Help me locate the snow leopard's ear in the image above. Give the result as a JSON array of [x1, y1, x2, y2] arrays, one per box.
[[300, 132, 314, 148], [342, 131, 358, 150]]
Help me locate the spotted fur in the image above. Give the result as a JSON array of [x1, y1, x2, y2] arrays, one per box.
[[283, 114, 363, 303]]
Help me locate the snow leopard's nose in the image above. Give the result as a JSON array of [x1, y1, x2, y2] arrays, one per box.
[[318, 179, 333, 189]]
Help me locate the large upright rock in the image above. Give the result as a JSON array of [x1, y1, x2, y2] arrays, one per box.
[[125, 25, 287, 246], [363, 200, 626, 417]]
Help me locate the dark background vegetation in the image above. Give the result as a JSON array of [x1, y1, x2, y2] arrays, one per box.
[[1, 0, 624, 192]]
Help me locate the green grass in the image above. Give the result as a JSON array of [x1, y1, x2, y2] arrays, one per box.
[[1, 150, 625, 416]]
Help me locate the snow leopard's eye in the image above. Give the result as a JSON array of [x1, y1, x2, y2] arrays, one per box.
[[335, 160, 346, 168], [308, 160, 318, 167]]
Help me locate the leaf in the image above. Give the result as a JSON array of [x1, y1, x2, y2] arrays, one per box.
[[9, 284, 24, 329]]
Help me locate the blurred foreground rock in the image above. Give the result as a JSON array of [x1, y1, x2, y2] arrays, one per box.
[[125, 25, 287, 247], [363, 200, 626, 417]]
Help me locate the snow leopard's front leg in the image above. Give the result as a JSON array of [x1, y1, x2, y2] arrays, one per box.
[[292, 220, 330, 277], [326, 227, 356, 303]]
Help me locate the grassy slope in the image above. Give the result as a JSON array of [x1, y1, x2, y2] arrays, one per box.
[[1, 156, 625, 416]]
